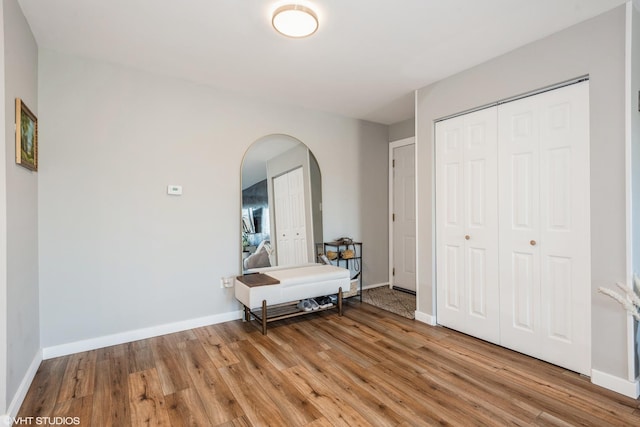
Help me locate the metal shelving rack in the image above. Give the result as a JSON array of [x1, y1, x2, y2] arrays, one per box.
[[317, 241, 362, 302]]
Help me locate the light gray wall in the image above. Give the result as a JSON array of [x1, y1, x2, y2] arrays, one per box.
[[310, 152, 322, 253], [0, 0, 7, 415], [389, 117, 415, 141], [416, 6, 628, 378], [631, 3, 640, 377], [358, 120, 389, 286], [38, 49, 389, 348], [3, 0, 39, 409]]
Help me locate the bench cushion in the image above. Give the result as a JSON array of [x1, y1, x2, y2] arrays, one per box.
[[235, 264, 350, 309], [267, 264, 348, 287]]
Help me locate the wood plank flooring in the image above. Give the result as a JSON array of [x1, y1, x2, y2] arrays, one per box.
[[18, 301, 640, 426]]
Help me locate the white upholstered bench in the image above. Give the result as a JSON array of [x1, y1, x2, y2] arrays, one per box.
[[235, 264, 350, 334]]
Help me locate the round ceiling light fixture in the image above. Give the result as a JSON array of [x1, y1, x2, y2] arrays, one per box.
[[272, 4, 318, 38]]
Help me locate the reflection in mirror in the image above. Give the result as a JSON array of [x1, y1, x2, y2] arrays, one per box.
[[241, 135, 322, 272]]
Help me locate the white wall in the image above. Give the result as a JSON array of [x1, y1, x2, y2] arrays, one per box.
[[3, 0, 39, 412], [38, 50, 389, 349], [416, 6, 628, 379]]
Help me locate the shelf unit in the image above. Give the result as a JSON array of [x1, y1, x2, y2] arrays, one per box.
[[244, 296, 343, 335], [317, 241, 362, 301]]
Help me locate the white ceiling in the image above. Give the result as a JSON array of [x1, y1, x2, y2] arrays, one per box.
[[17, 0, 627, 125]]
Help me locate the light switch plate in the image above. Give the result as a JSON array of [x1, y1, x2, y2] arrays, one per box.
[[167, 185, 182, 195]]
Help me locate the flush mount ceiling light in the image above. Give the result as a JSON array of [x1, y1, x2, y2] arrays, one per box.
[[272, 4, 319, 38]]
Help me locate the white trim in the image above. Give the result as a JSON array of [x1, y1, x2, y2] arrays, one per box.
[[389, 137, 416, 291], [2, 349, 42, 425], [42, 311, 243, 359], [414, 90, 420, 310], [430, 114, 438, 318], [625, 0, 636, 382], [414, 310, 437, 326], [362, 282, 389, 291], [591, 368, 640, 398], [627, 316, 637, 381], [389, 137, 415, 147]]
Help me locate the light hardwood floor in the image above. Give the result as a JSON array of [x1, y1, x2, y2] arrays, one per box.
[[18, 301, 640, 426]]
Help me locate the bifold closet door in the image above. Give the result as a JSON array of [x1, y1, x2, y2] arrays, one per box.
[[435, 107, 500, 344], [498, 81, 590, 376], [273, 167, 308, 266]]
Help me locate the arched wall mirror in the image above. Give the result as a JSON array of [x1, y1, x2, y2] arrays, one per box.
[[241, 134, 323, 272]]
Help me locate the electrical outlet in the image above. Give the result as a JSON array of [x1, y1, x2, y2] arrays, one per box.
[[220, 276, 234, 288]]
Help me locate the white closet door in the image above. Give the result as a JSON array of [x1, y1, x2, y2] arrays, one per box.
[[436, 107, 500, 344], [274, 167, 308, 266], [498, 81, 590, 375]]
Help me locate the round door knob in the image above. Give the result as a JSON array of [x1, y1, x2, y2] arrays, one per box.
[[530, 240, 537, 246], [464, 235, 470, 240]]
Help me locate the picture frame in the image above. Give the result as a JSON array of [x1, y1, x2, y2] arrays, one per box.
[[15, 98, 38, 171]]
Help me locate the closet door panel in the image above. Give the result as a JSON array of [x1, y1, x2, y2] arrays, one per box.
[[436, 108, 499, 344], [444, 244, 463, 311], [499, 96, 541, 357], [511, 252, 536, 331], [436, 117, 466, 330], [467, 247, 488, 318], [545, 255, 572, 341], [463, 109, 499, 342], [499, 82, 590, 375], [537, 82, 590, 375]]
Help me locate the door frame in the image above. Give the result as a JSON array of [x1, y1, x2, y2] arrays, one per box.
[[389, 137, 416, 291]]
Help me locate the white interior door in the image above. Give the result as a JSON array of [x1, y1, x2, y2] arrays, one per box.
[[498, 81, 591, 375], [392, 143, 416, 292], [273, 167, 308, 266], [436, 107, 500, 344]]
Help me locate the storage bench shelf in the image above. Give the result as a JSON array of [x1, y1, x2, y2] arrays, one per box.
[[243, 288, 343, 334]]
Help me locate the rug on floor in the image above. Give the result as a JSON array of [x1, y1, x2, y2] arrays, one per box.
[[361, 286, 416, 319]]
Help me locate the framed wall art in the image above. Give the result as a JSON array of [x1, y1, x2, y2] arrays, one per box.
[[15, 98, 38, 171]]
